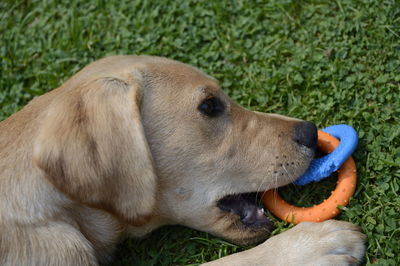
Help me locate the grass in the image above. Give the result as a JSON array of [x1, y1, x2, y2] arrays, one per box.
[[1, 0, 399, 265]]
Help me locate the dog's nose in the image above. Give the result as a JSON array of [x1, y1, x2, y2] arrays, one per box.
[[294, 121, 317, 150]]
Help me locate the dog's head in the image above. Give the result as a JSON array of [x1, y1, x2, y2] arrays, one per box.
[[34, 55, 316, 244]]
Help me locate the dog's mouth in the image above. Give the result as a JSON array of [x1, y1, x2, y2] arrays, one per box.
[[217, 192, 273, 228]]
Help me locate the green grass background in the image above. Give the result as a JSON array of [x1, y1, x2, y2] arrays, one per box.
[[1, 0, 399, 265]]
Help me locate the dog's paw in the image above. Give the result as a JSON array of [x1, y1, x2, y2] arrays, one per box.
[[262, 220, 366, 265]]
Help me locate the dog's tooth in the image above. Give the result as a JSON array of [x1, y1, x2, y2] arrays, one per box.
[[256, 208, 265, 218]]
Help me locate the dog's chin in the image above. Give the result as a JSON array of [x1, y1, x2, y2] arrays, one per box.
[[214, 192, 274, 245]]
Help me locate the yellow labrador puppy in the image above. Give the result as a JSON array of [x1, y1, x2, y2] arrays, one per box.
[[0, 56, 365, 265]]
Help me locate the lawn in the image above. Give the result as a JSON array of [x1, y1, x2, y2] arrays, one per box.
[[1, 0, 399, 265]]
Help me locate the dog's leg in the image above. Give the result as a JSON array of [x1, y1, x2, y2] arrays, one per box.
[[202, 220, 365, 266], [0, 222, 98, 266]]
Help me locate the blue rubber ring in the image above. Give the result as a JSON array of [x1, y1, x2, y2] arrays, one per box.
[[294, 124, 358, 186]]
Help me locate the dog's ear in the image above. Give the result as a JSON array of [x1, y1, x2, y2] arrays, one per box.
[[33, 76, 156, 225]]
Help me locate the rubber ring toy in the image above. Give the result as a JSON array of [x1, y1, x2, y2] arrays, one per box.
[[262, 124, 358, 224]]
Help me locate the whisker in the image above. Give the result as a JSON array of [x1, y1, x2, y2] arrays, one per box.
[[255, 173, 269, 205], [273, 170, 279, 206]]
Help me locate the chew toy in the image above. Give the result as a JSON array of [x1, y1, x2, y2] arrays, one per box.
[[262, 124, 358, 224]]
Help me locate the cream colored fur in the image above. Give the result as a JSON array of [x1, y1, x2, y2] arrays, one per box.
[[0, 56, 365, 265]]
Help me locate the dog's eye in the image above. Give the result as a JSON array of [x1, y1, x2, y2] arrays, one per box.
[[198, 97, 225, 117]]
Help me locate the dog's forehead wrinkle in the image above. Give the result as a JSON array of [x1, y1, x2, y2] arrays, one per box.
[[198, 85, 223, 94], [142, 64, 219, 95]]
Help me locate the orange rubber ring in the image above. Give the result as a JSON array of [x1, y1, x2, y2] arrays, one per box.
[[262, 130, 357, 224]]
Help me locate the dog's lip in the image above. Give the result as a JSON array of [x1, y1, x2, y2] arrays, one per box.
[[216, 192, 274, 228], [214, 156, 314, 228]]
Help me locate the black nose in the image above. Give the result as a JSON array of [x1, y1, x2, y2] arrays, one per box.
[[294, 121, 317, 150]]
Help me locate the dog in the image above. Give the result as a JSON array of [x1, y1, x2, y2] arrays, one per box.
[[0, 55, 365, 265]]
